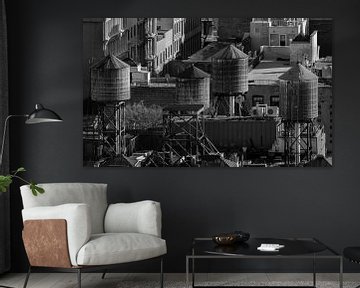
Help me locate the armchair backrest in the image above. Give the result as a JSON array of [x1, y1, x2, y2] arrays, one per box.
[[20, 183, 108, 234]]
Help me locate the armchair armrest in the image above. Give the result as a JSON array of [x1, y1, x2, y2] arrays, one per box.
[[22, 203, 91, 266], [104, 200, 162, 237]]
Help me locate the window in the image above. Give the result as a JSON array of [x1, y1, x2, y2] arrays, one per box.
[[270, 34, 279, 46], [280, 35, 286, 46], [270, 95, 280, 107], [252, 95, 264, 106]]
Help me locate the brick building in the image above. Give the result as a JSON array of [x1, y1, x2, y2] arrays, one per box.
[[100, 18, 201, 74]]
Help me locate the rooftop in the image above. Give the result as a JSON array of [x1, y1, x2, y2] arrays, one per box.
[[248, 60, 291, 84], [121, 57, 138, 67], [212, 44, 248, 60], [292, 33, 310, 42], [177, 65, 210, 79], [91, 54, 129, 69], [186, 42, 230, 63], [279, 63, 318, 81]]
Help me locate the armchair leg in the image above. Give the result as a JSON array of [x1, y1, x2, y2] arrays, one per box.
[[160, 257, 164, 288], [77, 268, 81, 288], [101, 270, 107, 279], [23, 266, 31, 288]]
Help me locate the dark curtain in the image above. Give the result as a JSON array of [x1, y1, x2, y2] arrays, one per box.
[[0, 0, 10, 274]]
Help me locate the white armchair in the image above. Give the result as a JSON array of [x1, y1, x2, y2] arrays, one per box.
[[20, 183, 166, 288]]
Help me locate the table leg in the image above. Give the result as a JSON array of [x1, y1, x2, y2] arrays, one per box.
[[192, 247, 195, 288], [313, 254, 316, 287], [192, 257, 195, 288], [339, 257, 343, 288], [186, 257, 189, 288]]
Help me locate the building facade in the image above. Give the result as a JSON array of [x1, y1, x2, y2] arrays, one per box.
[[105, 18, 138, 61], [309, 18, 332, 57], [101, 18, 201, 74], [250, 18, 308, 52], [318, 84, 333, 153], [217, 17, 252, 41], [201, 18, 219, 47], [83, 18, 106, 100], [289, 31, 319, 65], [182, 18, 202, 59]]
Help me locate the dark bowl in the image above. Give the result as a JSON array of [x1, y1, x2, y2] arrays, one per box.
[[212, 234, 237, 245], [233, 230, 250, 242]]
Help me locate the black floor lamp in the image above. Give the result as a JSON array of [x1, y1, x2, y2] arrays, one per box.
[[0, 103, 62, 288], [0, 104, 63, 166]]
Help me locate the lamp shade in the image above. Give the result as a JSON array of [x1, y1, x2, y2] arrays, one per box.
[[25, 104, 63, 124]]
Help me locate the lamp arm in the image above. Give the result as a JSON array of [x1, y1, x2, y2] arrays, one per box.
[[0, 114, 28, 168]]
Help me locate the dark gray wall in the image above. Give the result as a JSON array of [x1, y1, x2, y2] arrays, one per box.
[[5, 0, 360, 273]]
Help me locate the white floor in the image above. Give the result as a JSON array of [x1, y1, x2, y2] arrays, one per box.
[[0, 273, 358, 288]]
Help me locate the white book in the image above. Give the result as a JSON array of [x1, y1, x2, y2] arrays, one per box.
[[257, 243, 285, 251]]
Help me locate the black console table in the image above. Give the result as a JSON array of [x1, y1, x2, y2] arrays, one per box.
[[186, 237, 343, 288]]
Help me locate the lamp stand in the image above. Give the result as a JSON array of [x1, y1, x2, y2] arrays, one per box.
[[0, 115, 28, 168]]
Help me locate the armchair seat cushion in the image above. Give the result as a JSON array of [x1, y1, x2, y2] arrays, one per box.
[[76, 233, 167, 266]]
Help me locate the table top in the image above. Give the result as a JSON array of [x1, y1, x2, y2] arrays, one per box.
[[190, 237, 340, 258]]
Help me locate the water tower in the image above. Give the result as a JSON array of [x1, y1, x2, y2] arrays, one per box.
[[211, 44, 248, 116], [175, 65, 210, 108], [279, 63, 318, 165], [162, 66, 219, 166], [90, 54, 130, 159]]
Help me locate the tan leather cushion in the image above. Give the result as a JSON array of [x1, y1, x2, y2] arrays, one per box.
[[22, 204, 91, 266]]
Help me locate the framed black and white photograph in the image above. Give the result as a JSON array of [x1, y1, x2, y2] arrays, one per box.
[[82, 18, 333, 168]]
